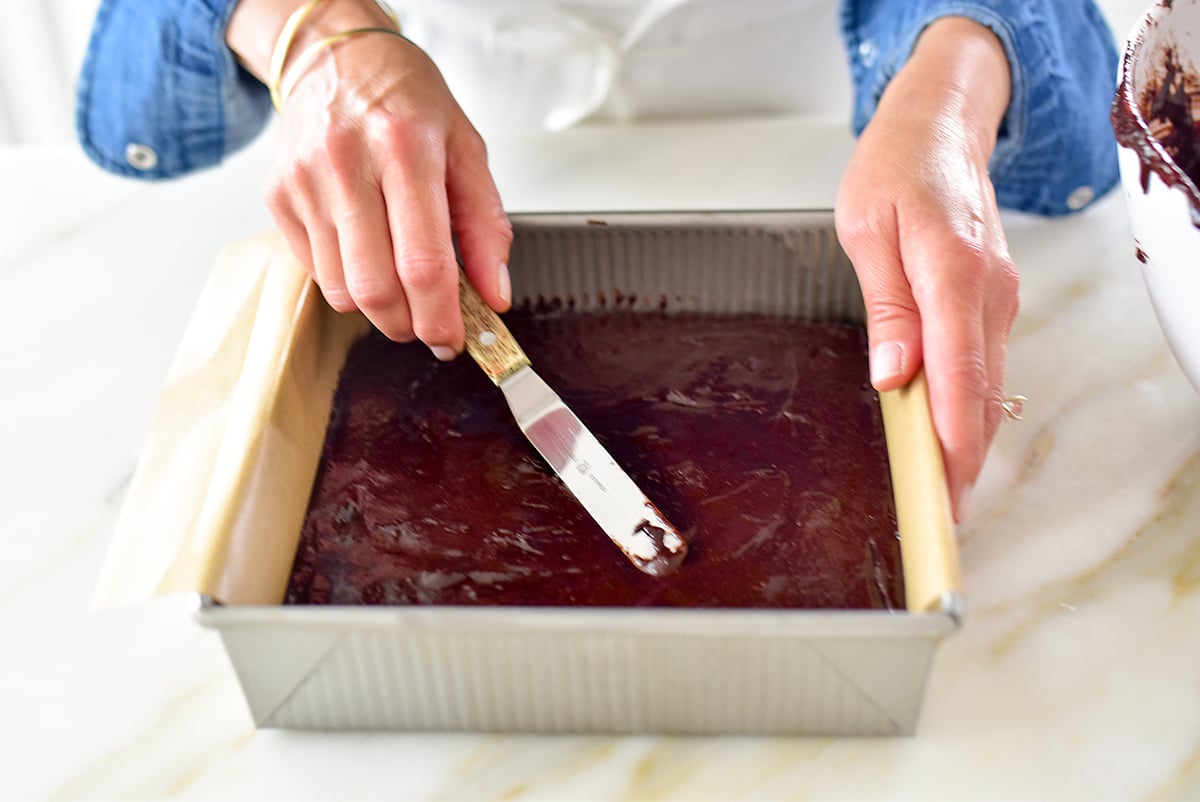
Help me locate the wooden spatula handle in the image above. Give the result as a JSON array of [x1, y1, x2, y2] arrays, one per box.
[[458, 271, 530, 385]]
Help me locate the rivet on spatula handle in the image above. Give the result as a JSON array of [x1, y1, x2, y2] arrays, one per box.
[[458, 270, 530, 385]]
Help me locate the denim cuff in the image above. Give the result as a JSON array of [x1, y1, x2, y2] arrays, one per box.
[[75, 0, 271, 180], [839, 0, 1120, 216]]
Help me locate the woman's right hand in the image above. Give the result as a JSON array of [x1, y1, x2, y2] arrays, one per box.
[[227, 0, 513, 359]]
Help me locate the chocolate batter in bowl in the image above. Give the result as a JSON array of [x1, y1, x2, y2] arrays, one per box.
[[1113, 0, 1200, 394]]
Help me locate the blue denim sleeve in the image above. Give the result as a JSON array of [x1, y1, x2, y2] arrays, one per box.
[[76, 0, 272, 180], [839, 0, 1120, 216]]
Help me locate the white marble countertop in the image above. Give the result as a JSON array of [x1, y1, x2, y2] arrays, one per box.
[[5, 82, 1200, 800]]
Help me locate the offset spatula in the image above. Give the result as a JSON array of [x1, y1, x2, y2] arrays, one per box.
[[457, 273, 688, 576]]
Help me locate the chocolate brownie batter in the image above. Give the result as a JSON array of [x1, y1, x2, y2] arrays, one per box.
[[286, 310, 903, 610], [1114, 44, 1200, 223]]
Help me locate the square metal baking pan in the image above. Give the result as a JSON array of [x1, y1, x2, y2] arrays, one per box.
[[100, 210, 962, 735]]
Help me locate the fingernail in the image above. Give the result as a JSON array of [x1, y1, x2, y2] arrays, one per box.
[[870, 341, 905, 386], [497, 262, 512, 306], [430, 345, 457, 362], [955, 482, 974, 522]]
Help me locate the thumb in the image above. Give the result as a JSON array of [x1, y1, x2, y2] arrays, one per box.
[[836, 217, 924, 392], [861, 278, 924, 392]]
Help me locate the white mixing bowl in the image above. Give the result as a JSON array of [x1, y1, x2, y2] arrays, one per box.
[[1113, 0, 1200, 394]]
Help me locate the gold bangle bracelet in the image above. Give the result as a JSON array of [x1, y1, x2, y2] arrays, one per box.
[[268, 0, 325, 112], [276, 26, 411, 109]]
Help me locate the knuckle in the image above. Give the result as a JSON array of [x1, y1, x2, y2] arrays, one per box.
[[370, 318, 415, 344], [491, 208, 515, 243], [375, 114, 442, 162], [863, 296, 919, 331], [950, 348, 988, 384], [450, 198, 513, 246], [995, 257, 1021, 319], [323, 291, 357, 314], [411, 315, 456, 346], [947, 233, 990, 266], [264, 163, 308, 211], [836, 205, 893, 255], [317, 124, 368, 188], [454, 127, 490, 165], [267, 162, 320, 217], [377, 320, 416, 344], [473, 206, 514, 246], [946, 356, 990, 401], [346, 273, 401, 310], [263, 179, 290, 215], [470, 132, 489, 163], [396, 250, 454, 293], [931, 351, 991, 428]]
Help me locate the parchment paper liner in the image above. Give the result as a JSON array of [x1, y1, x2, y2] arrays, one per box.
[[97, 214, 960, 616]]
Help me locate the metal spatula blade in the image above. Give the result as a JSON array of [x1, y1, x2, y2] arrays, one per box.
[[457, 272, 688, 576]]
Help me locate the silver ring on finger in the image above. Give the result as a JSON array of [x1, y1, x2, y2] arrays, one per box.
[[1001, 394, 1028, 422]]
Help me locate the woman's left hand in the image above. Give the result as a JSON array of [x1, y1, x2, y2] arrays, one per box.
[[835, 17, 1020, 522]]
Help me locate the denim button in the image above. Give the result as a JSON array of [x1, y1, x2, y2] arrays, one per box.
[[858, 39, 877, 67], [1066, 185, 1095, 211], [124, 143, 158, 171]]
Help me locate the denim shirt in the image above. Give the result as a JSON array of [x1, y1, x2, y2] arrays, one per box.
[[76, 0, 1119, 217]]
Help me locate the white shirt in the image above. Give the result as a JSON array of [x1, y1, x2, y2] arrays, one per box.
[[392, 0, 851, 133]]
